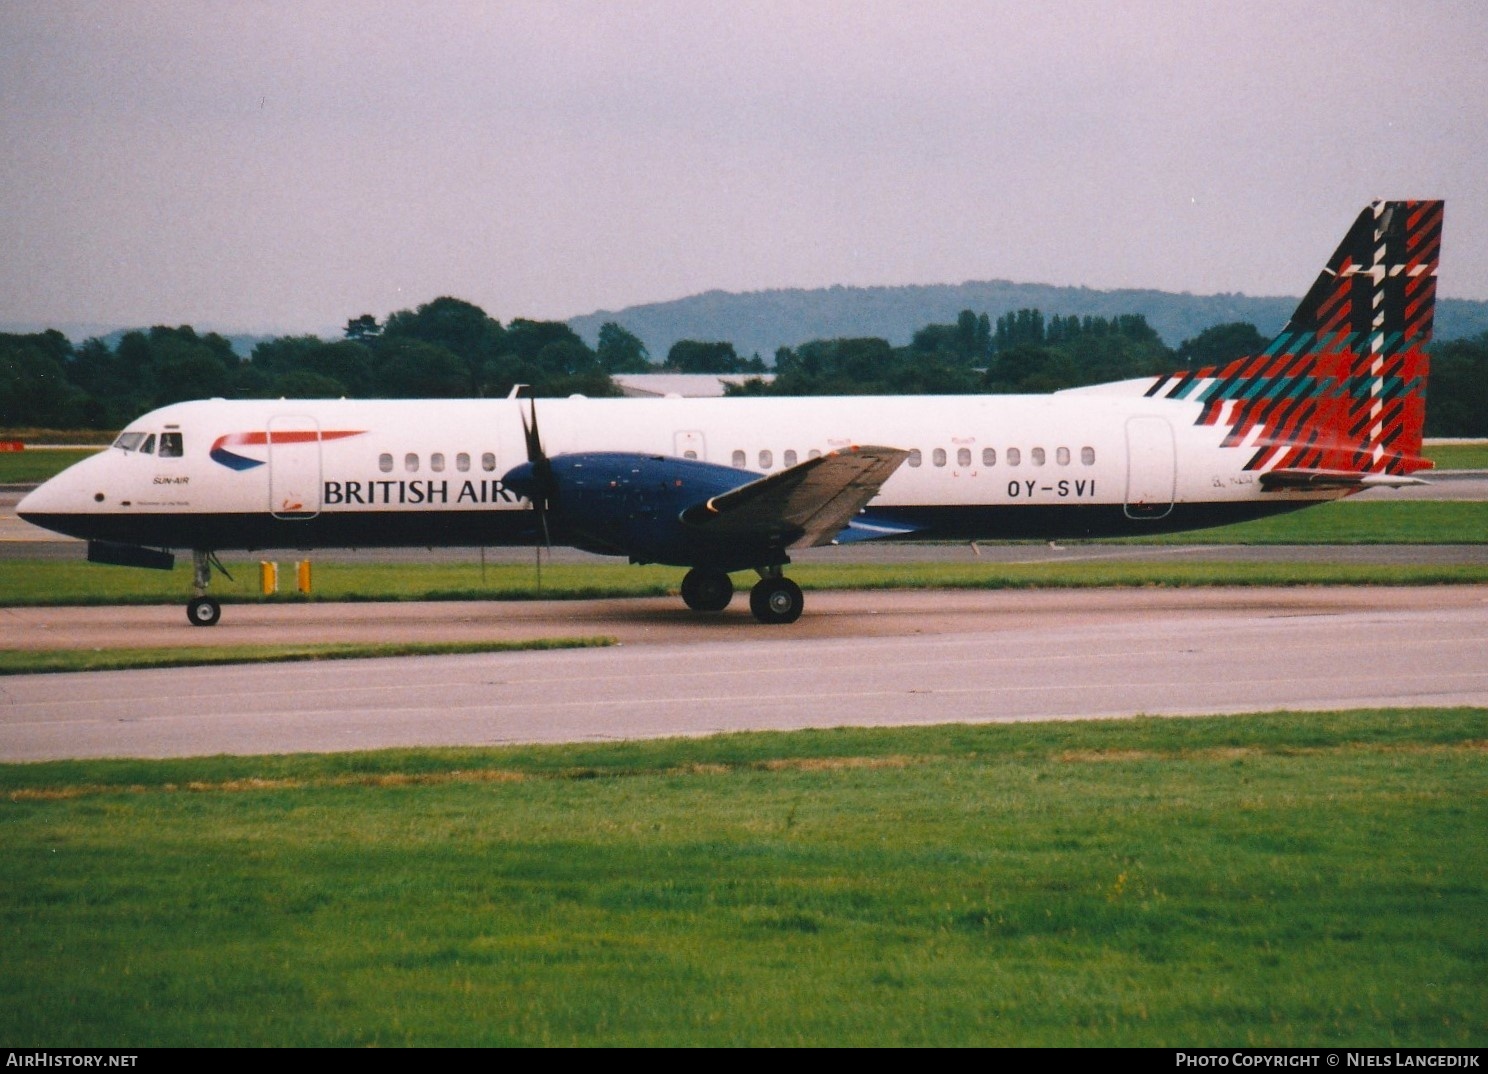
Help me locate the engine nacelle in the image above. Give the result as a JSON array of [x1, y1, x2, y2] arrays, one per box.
[[503, 452, 789, 570]]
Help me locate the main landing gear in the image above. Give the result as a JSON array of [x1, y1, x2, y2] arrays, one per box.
[[680, 566, 804, 624], [186, 549, 223, 627], [680, 567, 734, 612], [749, 574, 803, 624]]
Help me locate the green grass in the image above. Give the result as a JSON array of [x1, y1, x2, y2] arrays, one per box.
[[4, 555, 1488, 610], [0, 428, 115, 447], [0, 637, 615, 676], [0, 446, 100, 483], [1426, 442, 1488, 469], [1129, 499, 1487, 544], [1, 709, 1483, 1046]]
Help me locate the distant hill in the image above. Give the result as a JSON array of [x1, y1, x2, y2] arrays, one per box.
[[569, 282, 1488, 363]]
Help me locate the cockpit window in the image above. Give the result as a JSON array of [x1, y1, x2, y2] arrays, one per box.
[[113, 432, 146, 452], [159, 432, 184, 458], [139, 434, 156, 455]]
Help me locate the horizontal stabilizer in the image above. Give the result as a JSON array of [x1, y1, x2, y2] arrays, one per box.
[[681, 445, 909, 549], [1259, 468, 1430, 492], [834, 514, 922, 543]]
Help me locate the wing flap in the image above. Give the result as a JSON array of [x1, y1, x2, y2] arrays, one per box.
[[681, 445, 909, 548]]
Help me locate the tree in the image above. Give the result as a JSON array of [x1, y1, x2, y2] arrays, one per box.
[[994, 309, 1046, 351], [664, 340, 748, 373], [135, 326, 236, 408], [382, 297, 505, 384], [253, 337, 376, 397], [376, 339, 472, 398], [1176, 322, 1267, 369], [344, 314, 380, 342], [274, 370, 348, 398], [0, 333, 85, 427], [596, 322, 652, 373], [502, 319, 587, 363], [1425, 332, 1488, 437]]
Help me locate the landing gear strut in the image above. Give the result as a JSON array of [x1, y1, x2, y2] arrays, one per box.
[[680, 568, 734, 612], [749, 570, 803, 625], [186, 549, 222, 627]]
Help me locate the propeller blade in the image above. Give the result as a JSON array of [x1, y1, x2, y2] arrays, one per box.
[[519, 397, 556, 507], [521, 396, 544, 465], [518, 396, 556, 557]]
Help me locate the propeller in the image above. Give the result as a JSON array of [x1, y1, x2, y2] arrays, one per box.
[[513, 395, 556, 593], [519, 397, 556, 544]]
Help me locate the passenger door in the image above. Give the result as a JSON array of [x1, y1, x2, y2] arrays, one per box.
[[1124, 416, 1175, 520]]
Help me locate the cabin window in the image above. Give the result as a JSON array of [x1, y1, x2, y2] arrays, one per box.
[[1056, 446, 1070, 466], [732, 449, 746, 468], [808, 449, 821, 459], [378, 453, 393, 473], [404, 453, 419, 473], [1006, 447, 1021, 466], [683, 450, 698, 460], [783, 449, 797, 467], [933, 448, 947, 467], [159, 432, 183, 458], [957, 447, 971, 467], [1081, 446, 1096, 465], [139, 434, 156, 455], [456, 452, 470, 472], [1031, 447, 1045, 466], [481, 452, 496, 472], [907, 449, 922, 468], [982, 447, 996, 466], [430, 452, 445, 473], [759, 449, 773, 469]]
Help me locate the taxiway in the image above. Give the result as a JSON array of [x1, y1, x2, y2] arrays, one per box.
[[3, 586, 1485, 761]]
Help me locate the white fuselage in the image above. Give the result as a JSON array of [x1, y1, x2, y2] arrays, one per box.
[[18, 390, 1339, 553]]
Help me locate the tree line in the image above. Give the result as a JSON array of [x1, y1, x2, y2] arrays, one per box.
[[2, 296, 1484, 435]]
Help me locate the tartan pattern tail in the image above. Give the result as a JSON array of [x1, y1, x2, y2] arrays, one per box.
[[1144, 200, 1441, 477]]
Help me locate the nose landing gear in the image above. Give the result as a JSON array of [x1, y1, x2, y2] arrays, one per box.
[[186, 549, 229, 627]]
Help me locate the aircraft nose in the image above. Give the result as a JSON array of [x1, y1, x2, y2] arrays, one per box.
[[15, 459, 102, 536], [16, 476, 64, 520]]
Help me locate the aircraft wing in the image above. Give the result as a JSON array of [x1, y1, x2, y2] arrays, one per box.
[[1259, 468, 1430, 491], [681, 445, 910, 549]]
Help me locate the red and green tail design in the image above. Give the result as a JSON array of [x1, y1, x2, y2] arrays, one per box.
[[1145, 200, 1441, 478]]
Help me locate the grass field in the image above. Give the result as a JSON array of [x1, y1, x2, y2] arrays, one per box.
[[1425, 442, 1488, 469], [3, 554, 1488, 616], [2, 709, 1483, 1047], [0, 446, 99, 483]]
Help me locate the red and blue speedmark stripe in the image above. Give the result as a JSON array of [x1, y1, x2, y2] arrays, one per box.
[[210, 430, 366, 470], [1144, 200, 1441, 477]]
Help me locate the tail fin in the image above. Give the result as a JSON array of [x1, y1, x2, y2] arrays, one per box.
[[1147, 200, 1442, 478]]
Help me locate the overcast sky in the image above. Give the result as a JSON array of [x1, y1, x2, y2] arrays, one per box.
[[2, 0, 1484, 336]]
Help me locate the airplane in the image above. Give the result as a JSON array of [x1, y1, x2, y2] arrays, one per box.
[[18, 199, 1442, 626]]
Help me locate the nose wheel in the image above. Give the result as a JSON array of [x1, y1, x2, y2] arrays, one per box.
[[749, 576, 803, 624], [186, 549, 226, 626]]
